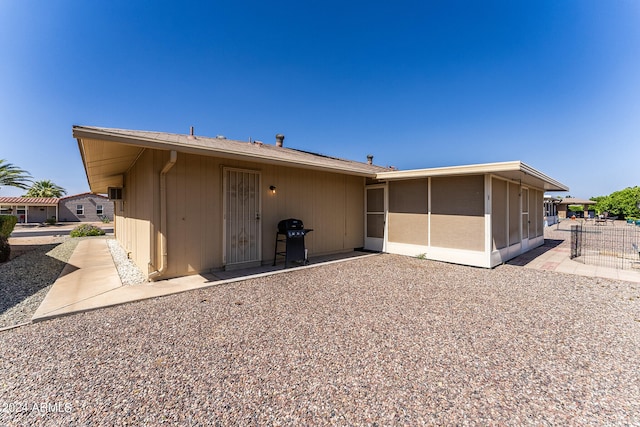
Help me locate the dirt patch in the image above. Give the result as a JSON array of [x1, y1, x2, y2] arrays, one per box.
[[7, 236, 67, 260]]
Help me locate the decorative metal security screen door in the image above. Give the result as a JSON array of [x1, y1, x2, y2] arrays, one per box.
[[223, 168, 262, 270], [364, 185, 386, 251]]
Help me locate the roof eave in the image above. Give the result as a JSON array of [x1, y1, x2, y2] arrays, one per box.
[[375, 160, 569, 192], [73, 126, 381, 178]]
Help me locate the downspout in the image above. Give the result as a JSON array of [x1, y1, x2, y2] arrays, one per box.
[[149, 150, 177, 280]]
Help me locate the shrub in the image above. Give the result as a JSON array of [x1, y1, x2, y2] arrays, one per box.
[[0, 215, 18, 238], [0, 236, 9, 262], [70, 224, 106, 237], [99, 215, 111, 224], [45, 217, 56, 225]]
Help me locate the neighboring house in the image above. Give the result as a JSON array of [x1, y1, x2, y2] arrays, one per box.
[[0, 193, 113, 223], [543, 195, 561, 226], [73, 125, 568, 280], [556, 197, 597, 219], [0, 197, 58, 223], [58, 193, 113, 222]]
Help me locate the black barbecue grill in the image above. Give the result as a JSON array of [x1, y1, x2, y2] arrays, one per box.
[[273, 218, 313, 268]]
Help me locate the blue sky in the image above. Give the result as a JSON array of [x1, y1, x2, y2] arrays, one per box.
[[1, 0, 639, 199]]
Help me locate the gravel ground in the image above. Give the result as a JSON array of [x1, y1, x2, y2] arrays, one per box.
[[1, 252, 639, 425], [0, 237, 76, 329], [0, 236, 146, 330], [106, 238, 147, 286]]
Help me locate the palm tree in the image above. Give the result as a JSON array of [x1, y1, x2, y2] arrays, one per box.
[[24, 180, 67, 198], [0, 159, 32, 191]]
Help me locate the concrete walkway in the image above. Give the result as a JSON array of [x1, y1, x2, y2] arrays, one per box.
[[507, 239, 640, 283], [32, 235, 640, 322]]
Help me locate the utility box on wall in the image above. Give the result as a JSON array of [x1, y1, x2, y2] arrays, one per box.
[[108, 187, 123, 201]]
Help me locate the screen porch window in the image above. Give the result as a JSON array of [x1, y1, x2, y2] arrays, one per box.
[[76, 205, 84, 215], [96, 205, 103, 215], [16, 206, 26, 215]]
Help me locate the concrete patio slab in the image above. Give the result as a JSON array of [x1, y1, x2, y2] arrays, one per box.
[[32, 239, 379, 322]]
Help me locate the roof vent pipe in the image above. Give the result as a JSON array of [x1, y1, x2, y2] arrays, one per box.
[[187, 126, 196, 140], [275, 134, 284, 147], [367, 154, 373, 165]]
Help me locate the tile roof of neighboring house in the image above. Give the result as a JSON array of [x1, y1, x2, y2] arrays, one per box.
[[59, 192, 108, 201], [0, 197, 59, 205]]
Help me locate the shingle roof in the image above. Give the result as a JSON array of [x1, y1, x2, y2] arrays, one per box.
[[73, 126, 391, 176], [557, 197, 596, 205], [0, 197, 59, 205], [59, 192, 108, 201]]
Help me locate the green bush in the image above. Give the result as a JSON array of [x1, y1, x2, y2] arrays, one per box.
[[0, 215, 18, 238], [0, 236, 10, 262], [70, 224, 106, 237], [45, 217, 56, 225]]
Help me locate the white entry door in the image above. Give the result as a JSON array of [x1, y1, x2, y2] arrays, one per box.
[[364, 185, 386, 251], [223, 168, 262, 270]]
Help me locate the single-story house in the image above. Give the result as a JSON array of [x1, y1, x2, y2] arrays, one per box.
[[543, 195, 561, 226], [58, 193, 114, 222], [73, 125, 568, 280], [0, 197, 59, 224], [556, 197, 597, 219], [0, 193, 113, 223]]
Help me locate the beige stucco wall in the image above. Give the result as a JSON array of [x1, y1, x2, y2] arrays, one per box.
[[388, 213, 429, 245], [387, 179, 428, 245], [385, 176, 485, 251], [116, 149, 365, 278], [430, 175, 485, 251]]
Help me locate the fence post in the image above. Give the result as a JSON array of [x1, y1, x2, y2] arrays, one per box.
[[570, 224, 581, 259]]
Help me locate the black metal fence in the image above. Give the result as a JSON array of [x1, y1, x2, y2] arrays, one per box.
[[570, 224, 640, 270]]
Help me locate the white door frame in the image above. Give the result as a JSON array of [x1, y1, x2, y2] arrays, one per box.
[[364, 184, 387, 251], [521, 186, 530, 252], [222, 167, 262, 269]]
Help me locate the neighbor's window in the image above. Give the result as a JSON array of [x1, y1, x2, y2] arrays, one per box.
[[96, 205, 103, 215], [76, 204, 84, 215], [0, 206, 11, 215], [16, 206, 26, 215]]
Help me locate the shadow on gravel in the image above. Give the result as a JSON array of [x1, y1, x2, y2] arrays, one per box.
[[506, 239, 565, 267], [0, 243, 70, 328]]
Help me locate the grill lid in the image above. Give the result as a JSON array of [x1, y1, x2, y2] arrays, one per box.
[[278, 218, 304, 233]]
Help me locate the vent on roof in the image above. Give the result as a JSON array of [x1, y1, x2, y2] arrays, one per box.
[[367, 154, 373, 165], [216, 135, 227, 139], [275, 134, 284, 147], [187, 126, 196, 140]]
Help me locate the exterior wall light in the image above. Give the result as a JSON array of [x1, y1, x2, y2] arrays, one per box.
[[269, 185, 277, 195]]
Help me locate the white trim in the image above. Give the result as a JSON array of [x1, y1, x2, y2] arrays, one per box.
[[490, 236, 544, 267], [521, 186, 529, 252], [386, 242, 491, 268], [364, 183, 387, 251], [376, 160, 568, 192], [484, 175, 492, 257], [427, 177, 431, 248]]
